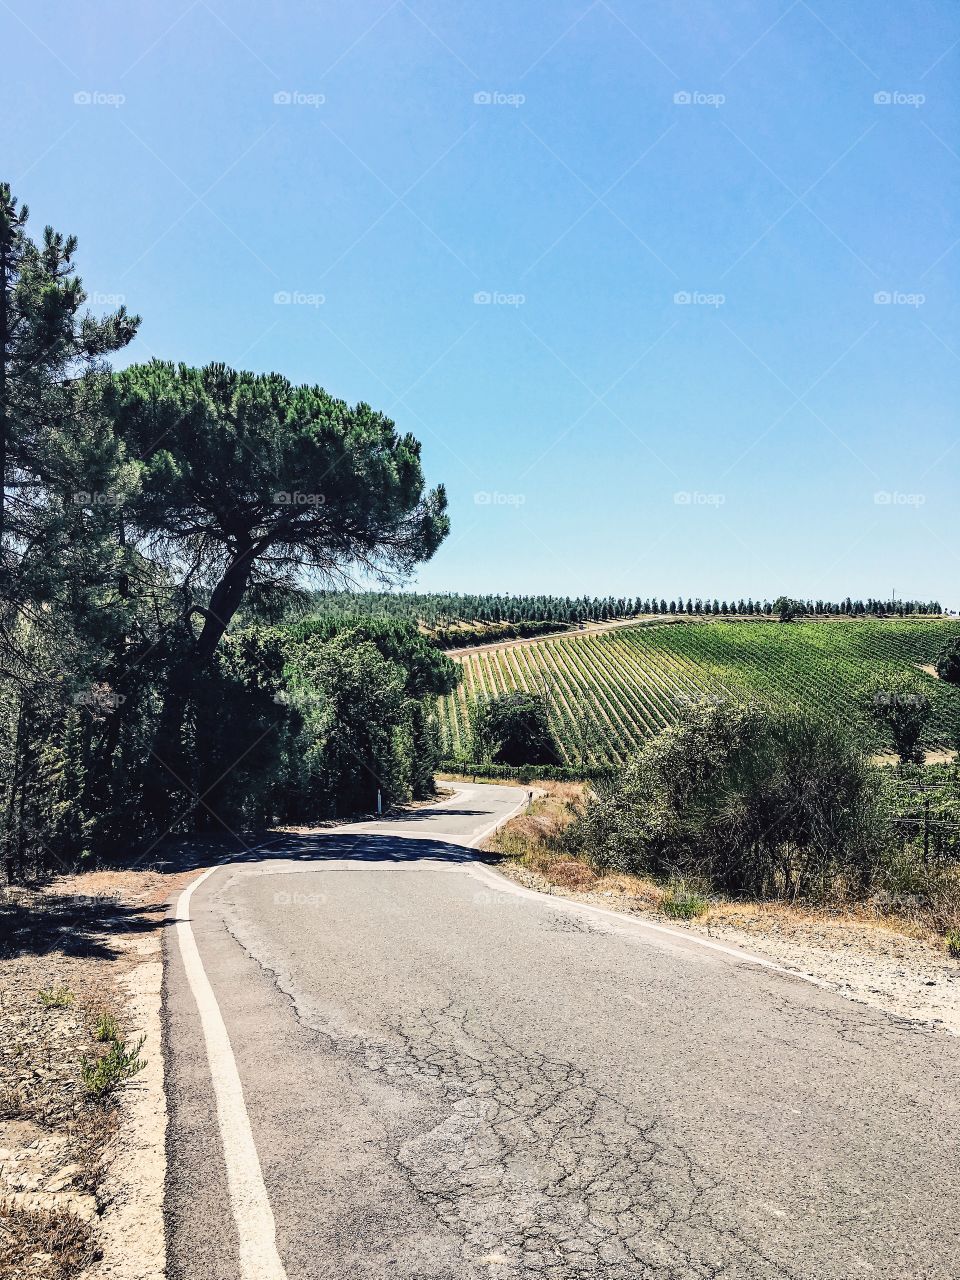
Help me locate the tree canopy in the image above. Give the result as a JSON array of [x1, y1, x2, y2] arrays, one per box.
[[472, 690, 560, 766], [110, 360, 449, 662]]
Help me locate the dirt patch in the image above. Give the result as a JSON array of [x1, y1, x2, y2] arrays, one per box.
[[0, 860, 207, 1280], [871, 748, 957, 765], [0, 1201, 99, 1279]]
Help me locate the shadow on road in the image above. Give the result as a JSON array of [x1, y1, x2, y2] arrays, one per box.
[[359, 806, 489, 823], [258, 831, 484, 864], [1, 827, 499, 959]]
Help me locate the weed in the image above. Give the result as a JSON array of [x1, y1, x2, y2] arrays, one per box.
[[81, 1033, 146, 1100], [661, 882, 709, 920], [94, 1013, 120, 1043], [0, 1202, 99, 1279], [946, 930, 960, 959], [38, 986, 74, 1008], [548, 858, 597, 890]]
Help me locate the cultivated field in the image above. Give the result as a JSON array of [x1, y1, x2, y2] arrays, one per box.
[[438, 618, 960, 765]]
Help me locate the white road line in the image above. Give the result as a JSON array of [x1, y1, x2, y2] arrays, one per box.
[[466, 786, 536, 846], [464, 861, 802, 974], [174, 866, 288, 1280]]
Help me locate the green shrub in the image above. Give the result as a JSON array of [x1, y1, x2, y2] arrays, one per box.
[[95, 1013, 120, 1043], [81, 1033, 146, 1100], [471, 690, 561, 766], [569, 699, 883, 899], [936, 638, 960, 685], [661, 882, 709, 919], [862, 672, 932, 764], [945, 930, 960, 959]]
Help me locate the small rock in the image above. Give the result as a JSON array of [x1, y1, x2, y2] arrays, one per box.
[[45, 1163, 81, 1193]]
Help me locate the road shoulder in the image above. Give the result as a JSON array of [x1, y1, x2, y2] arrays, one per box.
[[491, 857, 960, 1034]]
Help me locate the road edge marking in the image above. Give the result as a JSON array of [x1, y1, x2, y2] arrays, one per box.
[[174, 865, 288, 1280], [465, 861, 800, 971], [467, 786, 535, 847]]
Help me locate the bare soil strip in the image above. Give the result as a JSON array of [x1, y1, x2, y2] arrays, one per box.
[[0, 861, 209, 1280]]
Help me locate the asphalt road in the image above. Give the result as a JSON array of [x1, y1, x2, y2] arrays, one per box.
[[163, 783, 960, 1280]]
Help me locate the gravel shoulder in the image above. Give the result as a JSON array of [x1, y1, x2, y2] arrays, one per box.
[[494, 860, 960, 1034]]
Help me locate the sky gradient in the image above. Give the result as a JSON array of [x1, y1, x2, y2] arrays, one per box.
[[3, 0, 958, 604]]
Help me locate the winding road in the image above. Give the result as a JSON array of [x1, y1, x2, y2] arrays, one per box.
[[163, 782, 960, 1280]]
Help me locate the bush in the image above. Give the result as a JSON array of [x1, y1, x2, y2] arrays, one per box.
[[772, 595, 805, 623], [568, 699, 883, 899], [471, 691, 561, 766], [661, 881, 709, 919], [936, 638, 960, 685], [861, 672, 932, 764], [440, 759, 610, 782], [81, 1032, 146, 1100]]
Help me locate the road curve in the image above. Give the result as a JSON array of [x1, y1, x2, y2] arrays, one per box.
[[163, 782, 960, 1280]]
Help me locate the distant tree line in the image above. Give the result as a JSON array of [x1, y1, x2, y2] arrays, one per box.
[[431, 620, 565, 648], [307, 590, 945, 628]]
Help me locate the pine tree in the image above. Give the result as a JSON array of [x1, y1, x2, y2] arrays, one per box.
[[0, 184, 137, 565]]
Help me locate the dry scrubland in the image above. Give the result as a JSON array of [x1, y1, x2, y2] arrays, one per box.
[[485, 782, 960, 1034]]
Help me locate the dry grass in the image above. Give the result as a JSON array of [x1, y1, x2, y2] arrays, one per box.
[[484, 782, 960, 950], [0, 1202, 99, 1280], [483, 783, 682, 910]]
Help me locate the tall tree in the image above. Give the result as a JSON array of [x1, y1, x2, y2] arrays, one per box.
[[108, 360, 449, 818], [0, 184, 140, 879], [0, 183, 137, 564]]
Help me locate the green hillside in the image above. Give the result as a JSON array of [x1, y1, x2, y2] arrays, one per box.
[[439, 619, 960, 766]]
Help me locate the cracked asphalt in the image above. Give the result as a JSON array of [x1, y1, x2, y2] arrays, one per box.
[[163, 783, 960, 1279]]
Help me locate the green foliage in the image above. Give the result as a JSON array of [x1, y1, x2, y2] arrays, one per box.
[[0, 185, 455, 878], [772, 595, 805, 622], [440, 619, 960, 767], [38, 986, 75, 1008], [289, 617, 458, 699], [569, 700, 883, 898], [0, 186, 146, 879], [284, 630, 409, 816], [304, 589, 943, 629], [109, 360, 449, 659], [431, 619, 568, 648], [660, 881, 709, 919], [104, 360, 450, 826], [95, 1013, 120, 1042], [81, 1031, 146, 1100], [936, 638, 960, 685], [471, 690, 561, 766], [439, 760, 610, 782], [862, 672, 932, 764]]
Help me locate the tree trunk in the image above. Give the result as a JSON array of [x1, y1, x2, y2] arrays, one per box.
[[144, 540, 261, 831], [3, 697, 25, 883], [0, 231, 8, 545], [194, 540, 260, 662]]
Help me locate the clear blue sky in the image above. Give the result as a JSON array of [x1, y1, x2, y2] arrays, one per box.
[[4, 0, 958, 604]]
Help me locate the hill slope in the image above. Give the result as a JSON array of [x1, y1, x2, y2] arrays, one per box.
[[438, 619, 960, 765]]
